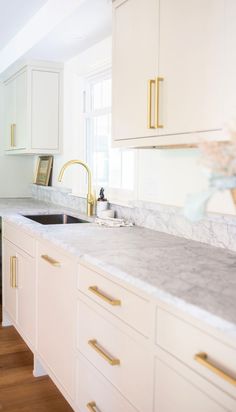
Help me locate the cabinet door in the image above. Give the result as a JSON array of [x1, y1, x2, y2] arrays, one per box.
[[155, 358, 227, 412], [17, 249, 35, 347], [2, 240, 17, 322], [158, 0, 224, 136], [31, 70, 60, 150], [113, 0, 159, 141], [37, 243, 76, 399], [4, 78, 16, 150], [15, 71, 27, 149]]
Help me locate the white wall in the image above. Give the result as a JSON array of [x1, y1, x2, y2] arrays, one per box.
[[53, 36, 236, 216], [0, 82, 34, 197]]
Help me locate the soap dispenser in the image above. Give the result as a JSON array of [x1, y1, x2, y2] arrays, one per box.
[[96, 187, 108, 217]]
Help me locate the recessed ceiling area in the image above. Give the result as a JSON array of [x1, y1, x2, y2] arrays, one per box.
[[0, 0, 48, 50], [24, 0, 112, 62]]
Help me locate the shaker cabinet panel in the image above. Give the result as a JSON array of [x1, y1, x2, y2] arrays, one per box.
[[31, 70, 60, 150], [2, 240, 17, 323], [15, 70, 27, 149], [155, 358, 227, 412], [2, 238, 36, 348], [37, 242, 76, 400], [112, 0, 159, 141], [158, 0, 224, 136]]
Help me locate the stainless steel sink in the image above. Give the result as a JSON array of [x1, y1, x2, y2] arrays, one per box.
[[23, 214, 90, 225]]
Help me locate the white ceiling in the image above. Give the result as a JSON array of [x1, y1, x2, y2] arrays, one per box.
[[25, 0, 112, 62], [0, 0, 111, 74], [0, 0, 48, 51]]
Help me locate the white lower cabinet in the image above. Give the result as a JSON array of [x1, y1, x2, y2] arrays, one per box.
[[155, 357, 228, 412], [37, 242, 76, 401], [2, 235, 36, 348], [77, 299, 153, 412], [76, 353, 137, 412], [2, 222, 236, 412]]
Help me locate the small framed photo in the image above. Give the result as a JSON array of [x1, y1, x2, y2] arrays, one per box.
[[34, 156, 53, 186]]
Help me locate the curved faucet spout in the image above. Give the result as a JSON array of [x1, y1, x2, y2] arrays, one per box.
[[58, 159, 94, 217]]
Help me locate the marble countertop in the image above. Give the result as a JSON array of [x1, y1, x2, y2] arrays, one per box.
[[1, 198, 236, 341]]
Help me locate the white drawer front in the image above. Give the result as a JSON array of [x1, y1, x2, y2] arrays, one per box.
[[155, 358, 227, 412], [77, 300, 153, 412], [3, 222, 35, 257], [76, 353, 137, 412], [156, 308, 236, 399], [78, 262, 151, 337]]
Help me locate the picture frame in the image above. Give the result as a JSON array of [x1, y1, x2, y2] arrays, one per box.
[[34, 156, 53, 186]]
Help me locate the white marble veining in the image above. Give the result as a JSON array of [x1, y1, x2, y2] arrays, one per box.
[[31, 184, 236, 252], [1, 197, 236, 342]]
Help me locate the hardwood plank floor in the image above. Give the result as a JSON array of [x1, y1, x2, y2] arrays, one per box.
[[0, 305, 73, 412]]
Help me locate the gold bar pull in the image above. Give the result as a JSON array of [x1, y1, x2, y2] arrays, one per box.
[[88, 339, 120, 366], [155, 77, 164, 128], [87, 402, 97, 412], [88, 286, 121, 306], [194, 352, 236, 386], [10, 124, 16, 147], [41, 255, 61, 267], [10, 256, 17, 288], [147, 79, 155, 129], [10, 256, 13, 287]]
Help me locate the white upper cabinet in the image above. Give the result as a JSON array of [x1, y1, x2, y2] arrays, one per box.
[[4, 61, 63, 154], [112, 0, 159, 140], [112, 0, 225, 147]]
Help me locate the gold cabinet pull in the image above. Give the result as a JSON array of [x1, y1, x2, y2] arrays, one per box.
[[88, 286, 121, 306], [88, 339, 120, 366], [10, 256, 17, 288], [147, 79, 155, 129], [10, 123, 16, 147], [87, 402, 97, 412], [194, 352, 236, 386], [155, 77, 164, 128], [41, 255, 61, 267]]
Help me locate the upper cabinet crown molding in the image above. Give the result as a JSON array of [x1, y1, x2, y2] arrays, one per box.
[[112, 0, 229, 148], [3, 60, 63, 155]]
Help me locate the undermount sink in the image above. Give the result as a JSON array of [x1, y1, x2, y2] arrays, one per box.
[[23, 214, 90, 225]]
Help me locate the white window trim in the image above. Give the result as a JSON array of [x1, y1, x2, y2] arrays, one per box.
[[78, 64, 138, 204]]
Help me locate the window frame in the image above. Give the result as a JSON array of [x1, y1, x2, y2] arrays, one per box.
[[81, 66, 137, 203]]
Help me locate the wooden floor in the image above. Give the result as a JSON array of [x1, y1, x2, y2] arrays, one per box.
[[0, 304, 73, 412]]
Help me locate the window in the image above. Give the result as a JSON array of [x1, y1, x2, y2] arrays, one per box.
[[83, 70, 135, 200]]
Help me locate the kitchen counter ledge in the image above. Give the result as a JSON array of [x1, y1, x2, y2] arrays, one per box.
[[1, 197, 236, 343]]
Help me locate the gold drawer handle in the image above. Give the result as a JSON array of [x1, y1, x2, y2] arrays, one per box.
[[87, 402, 97, 412], [147, 79, 156, 129], [194, 352, 236, 386], [10, 256, 17, 288], [88, 286, 121, 306], [155, 77, 164, 128], [88, 339, 120, 366], [10, 123, 16, 147], [41, 255, 61, 267]]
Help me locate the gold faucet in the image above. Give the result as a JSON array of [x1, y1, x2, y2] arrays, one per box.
[[58, 159, 94, 217]]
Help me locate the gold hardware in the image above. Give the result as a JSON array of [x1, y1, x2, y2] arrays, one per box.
[[41, 255, 61, 267], [87, 402, 97, 412], [88, 286, 121, 306], [231, 188, 236, 206], [194, 352, 236, 386], [10, 256, 17, 288], [58, 160, 94, 217], [147, 79, 155, 129], [10, 124, 16, 147], [155, 77, 164, 128], [88, 339, 120, 366]]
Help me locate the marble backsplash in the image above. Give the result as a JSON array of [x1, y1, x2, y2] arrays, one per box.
[[31, 184, 236, 252]]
